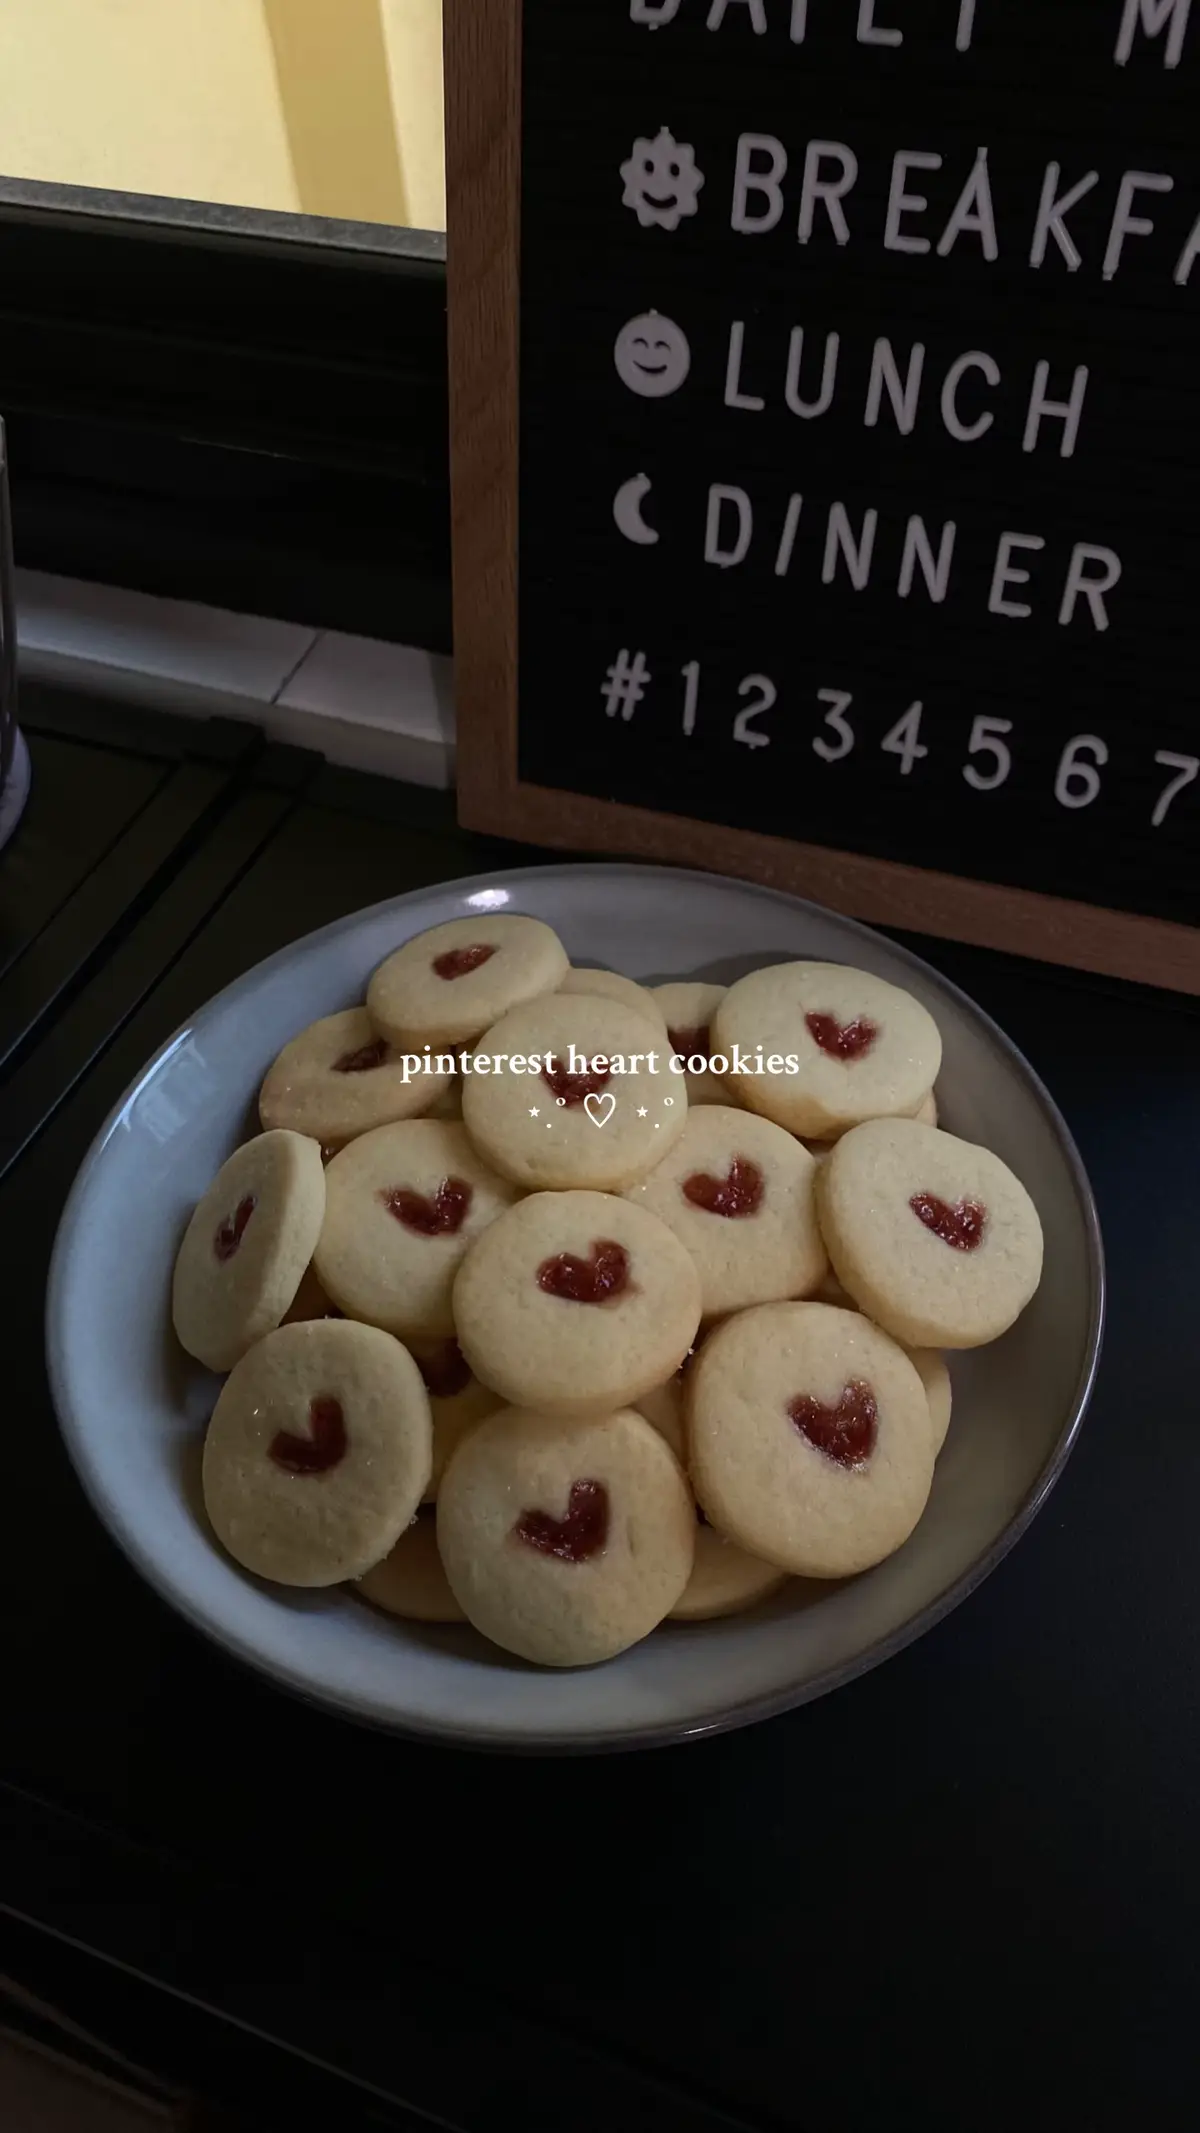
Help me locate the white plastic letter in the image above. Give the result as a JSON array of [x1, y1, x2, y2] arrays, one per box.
[[708, 0, 768, 29], [937, 149, 998, 260], [732, 134, 787, 233], [1115, 0, 1193, 67], [1059, 545, 1122, 630], [884, 151, 943, 255], [822, 505, 878, 590], [941, 351, 1000, 441], [988, 533, 1044, 619], [1023, 362, 1089, 458], [1104, 171, 1174, 280], [858, 0, 902, 43], [725, 322, 766, 410], [705, 486, 753, 569], [1030, 164, 1099, 271], [864, 340, 926, 434], [798, 141, 858, 246], [785, 329, 840, 417], [898, 518, 957, 602]]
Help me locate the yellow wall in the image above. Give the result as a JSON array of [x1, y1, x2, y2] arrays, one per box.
[[382, 0, 446, 232], [0, 0, 299, 214], [0, 0, 448, 231]]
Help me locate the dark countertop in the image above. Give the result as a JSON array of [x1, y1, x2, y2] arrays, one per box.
[[2, 691, 1198, 2132]]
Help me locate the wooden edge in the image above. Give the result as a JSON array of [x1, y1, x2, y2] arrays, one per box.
[[444, 0, 1198, 999], [444, 0, 520, 823], [458, 777, 1200, 997]]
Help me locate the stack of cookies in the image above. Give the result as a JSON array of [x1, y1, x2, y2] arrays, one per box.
[[172, 914, 1044, 1669]]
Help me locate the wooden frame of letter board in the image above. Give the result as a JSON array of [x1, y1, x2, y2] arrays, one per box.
[[444, 0, 1200, 997]]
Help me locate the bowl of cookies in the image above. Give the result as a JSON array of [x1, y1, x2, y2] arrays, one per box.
[[47, 864, 1103, 1750]]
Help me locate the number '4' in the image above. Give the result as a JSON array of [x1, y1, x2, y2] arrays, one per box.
[[881, 703, 929, 776]]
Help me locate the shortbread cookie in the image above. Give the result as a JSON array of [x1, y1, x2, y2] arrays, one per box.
[[367, 915, 567, 1050], [688, 1302, 934, 1578], [424, 1076, 464, 1120], [202, 1319, 431, 1586], [453, 1191, 702, 1417], [670, 1523, 788, 1621], [409, 1336, 501, 1501], [559, 966, 668, 1031], [314, 1120, 518, 1342], [437, 1405, 694, 1666], [818, 1121, 1043, 1348], [713, 963, 942, 1139], [908, 1347, 952, 1454], [258, 1008, 451, 1152], [356, 1509, 465, 1622], [172, 1131, 325, 1373], [652, 980, 732, 1106], [624, 1105, 826, 1319], [460, 994, 686, 1192], [634, 1372, 687, 1464]]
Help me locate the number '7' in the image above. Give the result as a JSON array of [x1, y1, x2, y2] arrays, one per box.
[[1152, 752, 1199, 828]]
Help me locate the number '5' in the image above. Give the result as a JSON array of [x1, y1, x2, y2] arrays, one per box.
[[962, 716, 1012, 792]]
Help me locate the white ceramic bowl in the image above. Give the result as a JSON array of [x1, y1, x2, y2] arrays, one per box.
[[47, 865, 1103, 1752]]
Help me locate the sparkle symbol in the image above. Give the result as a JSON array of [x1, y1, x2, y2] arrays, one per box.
[[529, 1106, 540, 1118], [637, 1106, 648, 1118], [620, 127, 704, 232], [664, 1097, 676, 1107], [557, 1096, 567, 1107]]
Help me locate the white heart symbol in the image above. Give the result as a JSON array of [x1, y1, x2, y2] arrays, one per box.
[[584, 1092, 616, 1129]]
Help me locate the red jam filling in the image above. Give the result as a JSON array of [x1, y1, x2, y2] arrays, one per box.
[[910, 1192, 986, 1251], [668, 1024, 710, 1062], [537, 1239, 630, 1304], [333, 1037, 389, 1074], [514, 1478, 609, 1563], [270, 1394, 348, 1475], [433, 943, 496, 980], [541, 1055, 612, 1107], [682, 1156, 764, 1219], [214, 1194, 255, 1264], [417, 1338, 472, 1400], [788, 1380, 878, 1468], [805, 1011, 879, 1062], [381, 1177, 473, 1237]]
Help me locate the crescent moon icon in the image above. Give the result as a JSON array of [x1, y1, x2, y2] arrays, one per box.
[[613, 473, 660, 547]]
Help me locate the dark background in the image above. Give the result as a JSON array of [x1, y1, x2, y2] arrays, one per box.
[[518, 0, 1200, 925]]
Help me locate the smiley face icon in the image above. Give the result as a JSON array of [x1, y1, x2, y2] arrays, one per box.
[[614, 313, 691, 399]]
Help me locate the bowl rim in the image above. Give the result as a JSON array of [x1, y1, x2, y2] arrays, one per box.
[[46, 860, 1106, 1753]]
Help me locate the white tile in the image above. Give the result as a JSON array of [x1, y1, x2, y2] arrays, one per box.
[[276, 627, 454, 786], [17, 568, 316, 705]]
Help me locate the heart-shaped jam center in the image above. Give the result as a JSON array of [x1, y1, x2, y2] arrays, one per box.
[[333, 1037, 389, 1074], [669, 1024, 710, 1062], [214, 1194, 256, 1264], [788, 1380, 877, 1468], [381, 1177, 473, 1237], [541, 1055, 612, 1107], [537, 1239, 630, 1304], [417, 1337, 472, 1400], [270, 1394, 348, 1475], [910, 1192, 986, 1251], [433, 943, 496, 980], [682, 1156, 764, 1218], [805, 1011, 879, 1062], [515, 1478, 609, 1563]]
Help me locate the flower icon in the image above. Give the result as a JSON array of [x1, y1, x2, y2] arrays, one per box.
[[620, 127, 704, 232]]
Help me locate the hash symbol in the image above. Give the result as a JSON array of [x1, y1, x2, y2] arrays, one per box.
[[602, 649, 651, 722]]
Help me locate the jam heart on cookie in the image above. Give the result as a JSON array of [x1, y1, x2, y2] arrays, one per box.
[[537, 1239, 630, 1304], [669, 1024, 710, 1061], [269, 1394, 348, 1475], [805, 1011, 878, 1062], [514, 1478, 609, 1563], [682, 1156, 764, 1219], [433, 943, 496, 980], [381, 1177, 472, 1237], [214, 1194, 255, 1264], [333, 1037, 389, 1074], [541, 1054, 612, 1107], [910, 1192, 986, 1251], [788, 1381, 877, 1468]]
